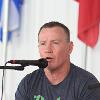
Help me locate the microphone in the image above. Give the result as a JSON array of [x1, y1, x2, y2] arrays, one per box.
[[7, 58, 48, 68]]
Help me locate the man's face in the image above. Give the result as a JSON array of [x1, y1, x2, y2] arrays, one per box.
[[38, 26, 73, 70]]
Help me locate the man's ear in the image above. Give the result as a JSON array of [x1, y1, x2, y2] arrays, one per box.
[[68, 41, 74, 54]]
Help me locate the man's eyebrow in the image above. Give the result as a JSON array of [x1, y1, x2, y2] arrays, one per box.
[[39, 39, 61, 42], [39, 40, 46, 42], [51, 39, 62, 42]]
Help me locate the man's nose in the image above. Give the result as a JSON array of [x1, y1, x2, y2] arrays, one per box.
[[45, 44, 53, 53]]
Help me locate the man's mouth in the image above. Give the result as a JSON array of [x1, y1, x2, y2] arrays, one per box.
[[46, 57, 53, 61]]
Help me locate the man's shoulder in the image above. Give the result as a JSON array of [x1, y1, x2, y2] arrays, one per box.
[[25, 68, 44, 80], [20, 68, 44, 85], [71, 63, 98, 82]]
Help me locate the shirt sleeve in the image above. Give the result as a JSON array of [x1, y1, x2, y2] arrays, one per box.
[[15, 75, 30, 100], [79, 76, 100, 100]]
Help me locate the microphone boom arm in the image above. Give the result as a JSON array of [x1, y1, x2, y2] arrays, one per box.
[[0, 66, 25, 71]]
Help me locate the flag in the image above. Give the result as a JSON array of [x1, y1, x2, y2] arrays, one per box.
[[0, 0, 3, 41], [76, 0, 100, 47], [0, 0, 23, 42]]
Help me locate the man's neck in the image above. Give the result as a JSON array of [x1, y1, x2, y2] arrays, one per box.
[[44, 63, 70, 85]]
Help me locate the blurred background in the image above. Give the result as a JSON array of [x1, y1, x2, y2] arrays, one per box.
[[0, 0, 100, 100]]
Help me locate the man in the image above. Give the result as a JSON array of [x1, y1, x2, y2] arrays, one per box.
[[15, 21, 100, 100]]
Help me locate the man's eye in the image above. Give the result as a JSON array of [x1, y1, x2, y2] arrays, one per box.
[[53, 42, 59, 44], [40, 42, 45, 45]]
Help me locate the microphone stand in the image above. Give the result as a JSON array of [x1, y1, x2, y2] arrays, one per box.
[[0, 65, 25, 71], [0, 65, 25, 100]]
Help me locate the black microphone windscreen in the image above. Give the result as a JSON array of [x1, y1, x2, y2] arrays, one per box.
[[38, 58, 48, 68]]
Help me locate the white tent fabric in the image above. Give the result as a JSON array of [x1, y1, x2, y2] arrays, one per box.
[[0, 0, 100, 100]]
